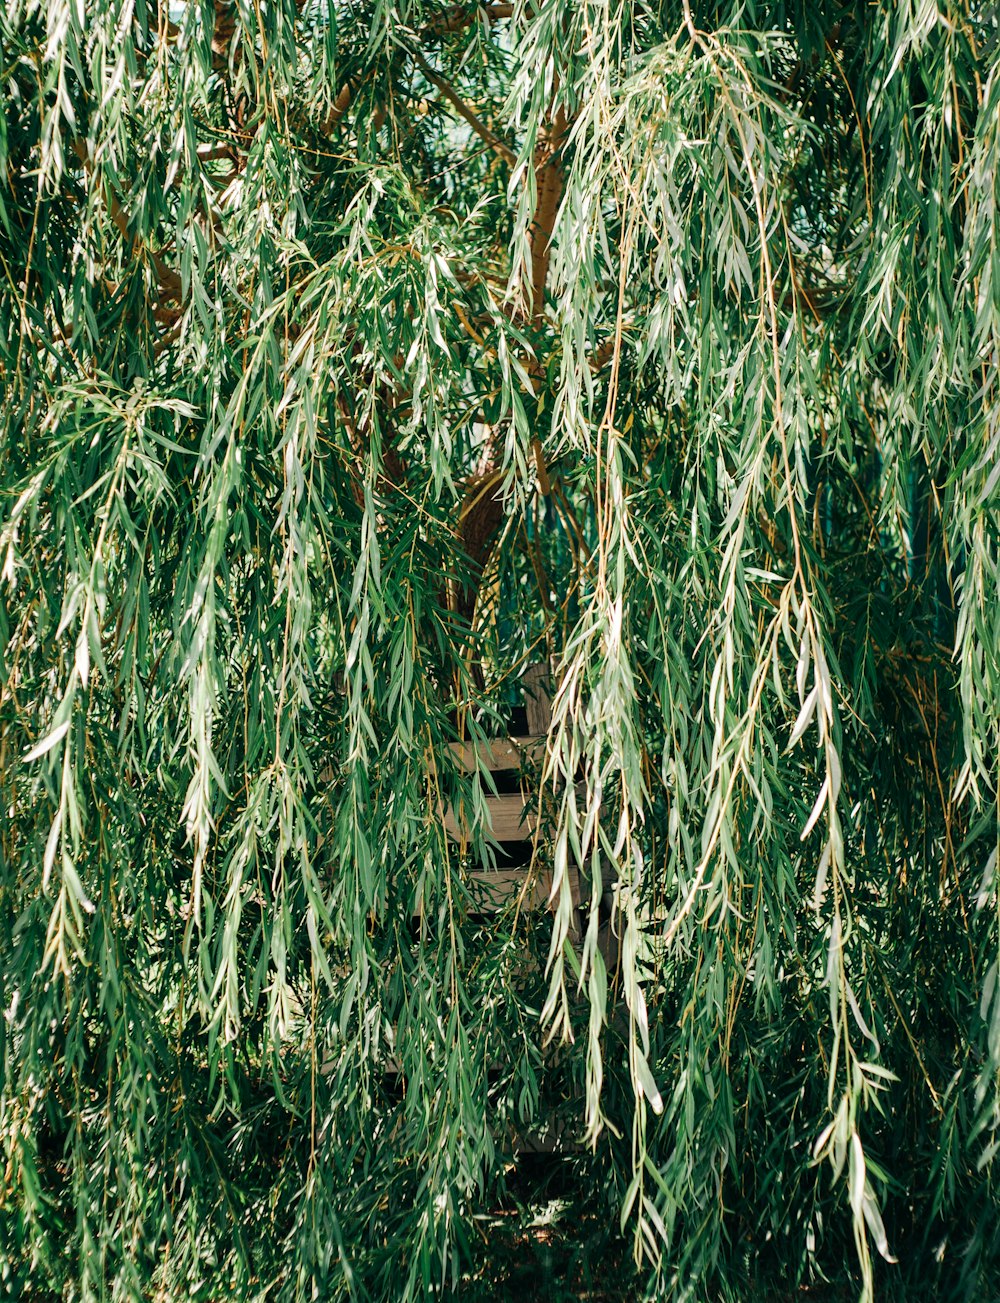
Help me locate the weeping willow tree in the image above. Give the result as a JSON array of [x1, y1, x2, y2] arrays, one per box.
[[3, 0, 1000, 1299]]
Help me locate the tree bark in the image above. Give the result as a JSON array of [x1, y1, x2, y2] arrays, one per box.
[[452, 84, 568, 624]]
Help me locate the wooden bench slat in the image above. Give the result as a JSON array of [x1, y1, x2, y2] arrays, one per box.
[[521, 661, 552, 736], [469, 866, 581, 912], [443, 792, 537, 842], [411, 866, 581, 917], [446, 735, 543, 772]]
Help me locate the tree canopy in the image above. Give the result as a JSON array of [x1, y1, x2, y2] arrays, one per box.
[[2, 1, 1000, 1299]]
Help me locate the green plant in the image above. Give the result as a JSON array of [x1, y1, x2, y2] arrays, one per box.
[[2, 2, 1000, 1300]]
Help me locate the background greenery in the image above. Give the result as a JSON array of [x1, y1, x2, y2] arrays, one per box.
[[2, 0, 1000, 1298]]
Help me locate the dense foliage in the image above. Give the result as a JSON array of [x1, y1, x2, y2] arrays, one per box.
[[2, 1, 1000, 1298]]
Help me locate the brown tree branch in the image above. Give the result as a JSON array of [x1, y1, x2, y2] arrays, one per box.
[[529, 104, 567, 329], [522, 100, 568, 497], [326, 80, 355, 131], [72, 140, 183, 304], [452, 87, 571, 635], [211, 0, 238, 71], [410, 49, 518, 166], [423, 4, 515, 38]]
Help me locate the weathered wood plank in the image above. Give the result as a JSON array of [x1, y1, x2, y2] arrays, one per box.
[[511, 1120, 583, 1154], [468, 865, 581, 913], [521, 660, 552, 736], [446, 735, 543, 771], [411, 865, 581, 918], [443, 792, 537, 841]]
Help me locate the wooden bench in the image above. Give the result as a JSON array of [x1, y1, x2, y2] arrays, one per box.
[[440, 662, 581, 919]]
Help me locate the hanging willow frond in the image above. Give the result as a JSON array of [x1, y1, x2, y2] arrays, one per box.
[[2, 2, 1000, 1300]]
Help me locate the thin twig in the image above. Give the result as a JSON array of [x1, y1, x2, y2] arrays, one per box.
[[410, 49, 518, 167]]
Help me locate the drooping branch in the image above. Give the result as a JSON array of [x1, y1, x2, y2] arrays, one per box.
[[410, 49, 518, 166], [72, 140, 183, 308]]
